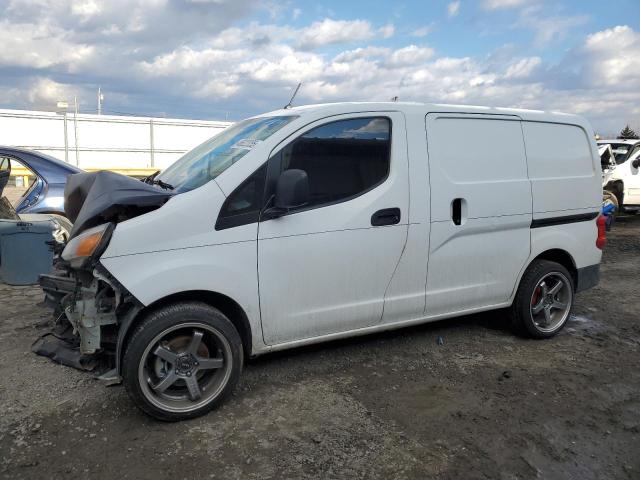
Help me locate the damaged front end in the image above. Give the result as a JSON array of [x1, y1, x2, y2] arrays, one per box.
[[36, 171, 172, 377], [38, 258, 142, 375]]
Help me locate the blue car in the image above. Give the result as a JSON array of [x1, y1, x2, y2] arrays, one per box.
[[0, 147, 83, 218]]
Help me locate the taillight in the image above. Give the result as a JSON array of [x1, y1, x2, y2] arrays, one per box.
[[596, 214, 607, 250]]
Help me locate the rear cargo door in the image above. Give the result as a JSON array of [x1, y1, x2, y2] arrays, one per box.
[[424, 113, 532, 316]]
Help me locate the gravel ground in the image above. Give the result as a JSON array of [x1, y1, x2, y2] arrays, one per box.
[[1, 215, 639, 480]]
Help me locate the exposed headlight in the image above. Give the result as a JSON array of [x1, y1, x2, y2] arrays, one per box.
[[61, 223, 114, 268]]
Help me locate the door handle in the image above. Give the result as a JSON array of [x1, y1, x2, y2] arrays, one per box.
[[451, 198, 467, 226], [371, 208, 401, 226]]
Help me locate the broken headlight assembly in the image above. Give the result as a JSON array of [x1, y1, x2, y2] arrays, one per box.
[[61, 222, 114, 269]]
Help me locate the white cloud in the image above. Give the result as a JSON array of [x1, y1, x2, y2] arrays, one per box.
[[298, 19, 377, 49], [504, 56, 541, 78], [27, 78, 76, 108], [4, 0, 257, 52], [0, 21, 94, 70], [448, 1, 461, 17], [483, 0, 529, 9], [519, 8, 589, 47], [581, 26, 640, 88], [412, 24, 435, 37], [71, 0, 102, 20], [0, 2, 637, 134], [388, 45, 435, 66], [380, 24, 395, 39]]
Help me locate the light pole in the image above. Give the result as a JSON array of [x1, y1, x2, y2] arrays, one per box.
[[98, 87, 104, 115], [56, 101, 69, 163]]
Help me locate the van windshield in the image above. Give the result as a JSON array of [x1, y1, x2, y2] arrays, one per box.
[[157, 115, 297, 193]]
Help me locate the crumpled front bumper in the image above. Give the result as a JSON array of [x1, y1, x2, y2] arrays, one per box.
[[39, 267, 120, 354], [39, 272, 76, 309]]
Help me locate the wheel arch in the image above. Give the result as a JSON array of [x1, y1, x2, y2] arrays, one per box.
[[511, 247, 579, 305], [604, 179, 624, 205], [116, 290, 254, 375], [531, 249, 578, 287]]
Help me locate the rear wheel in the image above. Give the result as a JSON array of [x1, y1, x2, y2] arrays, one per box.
[[510, 260, 574, 339], [122, 302, 243, 421]]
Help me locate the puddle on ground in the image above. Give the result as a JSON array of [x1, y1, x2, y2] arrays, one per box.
[[565, 314, 607, 334], [569, 314, 591, 324]]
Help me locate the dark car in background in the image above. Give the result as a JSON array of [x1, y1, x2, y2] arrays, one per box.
[[0, 147, 83, 218]]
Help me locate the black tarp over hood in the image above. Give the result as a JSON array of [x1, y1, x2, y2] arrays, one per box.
[[65, 171, 173, 238]]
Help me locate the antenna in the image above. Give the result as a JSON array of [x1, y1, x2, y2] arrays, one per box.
[[284, 82, 302, 109]]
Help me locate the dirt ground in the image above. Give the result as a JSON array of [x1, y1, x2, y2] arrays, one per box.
[[1, 215, 639, 480], [2, 185, 28, 208]]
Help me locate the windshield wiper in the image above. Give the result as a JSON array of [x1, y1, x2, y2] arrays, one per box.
[[142, 170, 160, 184], [152, 179, 174, 190], [142, 170, 174, 190]]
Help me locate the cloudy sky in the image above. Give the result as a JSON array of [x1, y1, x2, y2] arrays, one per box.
[[1, 0, 639, 134]]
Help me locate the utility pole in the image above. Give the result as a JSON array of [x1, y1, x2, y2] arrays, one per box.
[[73, 96, 80, 167], [98, 87, 104, 115]]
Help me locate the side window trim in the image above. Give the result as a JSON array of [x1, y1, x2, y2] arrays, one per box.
[[261, 116, 393, 220], [215, 163, 271, 231]]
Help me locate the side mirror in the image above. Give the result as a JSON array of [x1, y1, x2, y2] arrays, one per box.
[[632, 159, 640, 169], [275, 168, 309, 209], [266, 169, 309, 218]]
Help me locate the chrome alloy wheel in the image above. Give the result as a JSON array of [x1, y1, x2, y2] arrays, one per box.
[[529, 272, 573, 333], [138, 322, 233, 413]]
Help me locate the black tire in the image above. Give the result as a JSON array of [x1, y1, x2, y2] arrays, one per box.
[[609, 183, 624, 211], [122, 302, 243, 421], [510, 260, 575, 339]]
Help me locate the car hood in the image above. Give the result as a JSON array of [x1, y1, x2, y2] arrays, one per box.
[[65, 171, 173, 238]]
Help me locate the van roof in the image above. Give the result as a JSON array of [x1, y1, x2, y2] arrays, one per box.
[[259, 101, 591, 129]]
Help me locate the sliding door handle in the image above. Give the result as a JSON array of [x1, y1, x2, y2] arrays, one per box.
[[371, 208, 401, 226], [451, 198, 467, 226]]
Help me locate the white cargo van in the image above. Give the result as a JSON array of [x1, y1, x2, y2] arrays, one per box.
[[41, 103, 605, 420]]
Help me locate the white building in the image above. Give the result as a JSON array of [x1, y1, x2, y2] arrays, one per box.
[[0, 108, 232, 170]]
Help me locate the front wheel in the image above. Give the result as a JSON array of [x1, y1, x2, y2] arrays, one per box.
[[122, 302, 243, 421], [510, 260, 574, 339]]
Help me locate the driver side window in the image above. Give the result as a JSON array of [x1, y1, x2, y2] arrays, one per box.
[[278, 117, 391, 212]]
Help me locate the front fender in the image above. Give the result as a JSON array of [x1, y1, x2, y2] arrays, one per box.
[[100, 240, 262, 353]]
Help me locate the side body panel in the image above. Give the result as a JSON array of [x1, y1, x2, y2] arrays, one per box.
[[519, 119, 602, 276], [522, 121, 601, 218], [424, 113, 532, 316]]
